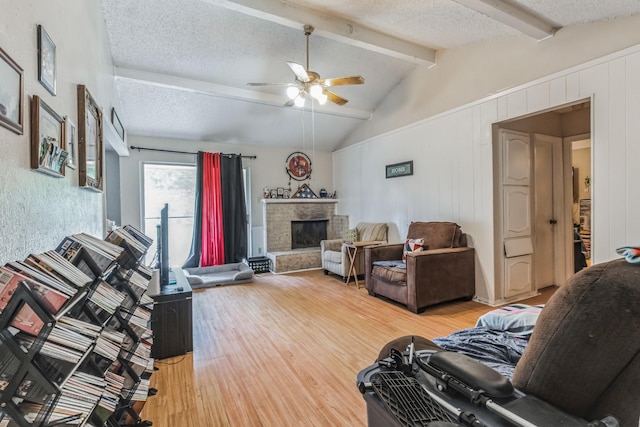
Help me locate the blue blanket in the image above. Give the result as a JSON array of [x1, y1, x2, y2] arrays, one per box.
[[372, 260, 406, 269], [433, 327, 529, 378]]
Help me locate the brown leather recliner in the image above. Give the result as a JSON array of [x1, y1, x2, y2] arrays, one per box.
[[364, 221, 475, 313]]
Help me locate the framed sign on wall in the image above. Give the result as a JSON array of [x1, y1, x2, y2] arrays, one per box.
[[385, 160, 413, 179]]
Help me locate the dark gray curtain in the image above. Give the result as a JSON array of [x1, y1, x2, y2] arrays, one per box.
[[221, 154, 247, 263], [183, 152, 247, 267], [182, 152, 204, 268]]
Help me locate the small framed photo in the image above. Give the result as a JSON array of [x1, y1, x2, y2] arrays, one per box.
[[0, 48, 24, 134], [111, 107, 125, 141], [37, 25, 56, 96], [65, 116, 77, 170], [270, 189, 277, 199], [277, 187, 284, 198], [283, 189, 290, 199], [30, 96, 66, 177], [77, 85, 104, 192]]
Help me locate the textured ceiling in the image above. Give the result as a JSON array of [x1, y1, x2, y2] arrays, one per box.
[[101, 0, 640, 152]]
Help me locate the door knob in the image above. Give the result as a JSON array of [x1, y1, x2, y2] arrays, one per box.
[[549, 219, 558, 225]]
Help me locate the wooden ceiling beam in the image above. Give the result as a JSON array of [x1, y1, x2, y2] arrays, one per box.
[[114, 67, 373, 121], [216, 0, 437, 66], [451, 0, 556, 40]]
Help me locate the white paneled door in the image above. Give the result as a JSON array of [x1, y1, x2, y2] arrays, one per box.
[[533, 135, 564, 289], [501, 129, 534, 299]]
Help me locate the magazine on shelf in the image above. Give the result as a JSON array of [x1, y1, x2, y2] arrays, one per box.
[[42, 251, 93, 288], [9, 305, 46, 337], [48, 324, 94, 352], [73, 233, 124, 259], [15, 372, 56, 403], [88, 282, 126, 315], [23, 253, 87, 291], [6, 261, 76, 298], [105, 229, 146, 261], [0, 347, 21, 393], [122, 225, 153, 249], [57, 316, 101, 337], [55, 235, 118, 278], [0, 266, 69, 315]]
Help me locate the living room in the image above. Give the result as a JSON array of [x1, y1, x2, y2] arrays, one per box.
[[1, 1, 640, 426]]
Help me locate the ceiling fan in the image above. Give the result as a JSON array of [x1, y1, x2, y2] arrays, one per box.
[[247, 24, 365, 107]]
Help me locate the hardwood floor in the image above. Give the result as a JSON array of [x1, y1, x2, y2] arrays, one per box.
[[142, 270, 555, 427]]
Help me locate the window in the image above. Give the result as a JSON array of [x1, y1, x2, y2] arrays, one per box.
[[142, 163, 196, 267]]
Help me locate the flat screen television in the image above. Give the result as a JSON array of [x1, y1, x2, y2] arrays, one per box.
[[157, 203, 170, 287]]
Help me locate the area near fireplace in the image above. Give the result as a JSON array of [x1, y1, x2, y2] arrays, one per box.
[[262, 199, 347, 273]]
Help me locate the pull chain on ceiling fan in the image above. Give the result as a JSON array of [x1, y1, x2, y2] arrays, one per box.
[[247, 24, 365, 107]]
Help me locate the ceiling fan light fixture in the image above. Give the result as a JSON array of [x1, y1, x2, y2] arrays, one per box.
[[286, 86, 299, 100], [309, 84, 323, 98], [294, 94, 305, 107], [317, 93, 328, 105]]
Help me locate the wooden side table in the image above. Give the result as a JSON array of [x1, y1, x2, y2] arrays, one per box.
[[345, 241, 385, 289]]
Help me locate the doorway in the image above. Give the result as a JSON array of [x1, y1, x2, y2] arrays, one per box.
[[495, 100, 591, 303]]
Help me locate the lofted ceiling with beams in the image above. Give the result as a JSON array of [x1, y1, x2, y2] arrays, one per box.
[[101, 0, 640, 152]]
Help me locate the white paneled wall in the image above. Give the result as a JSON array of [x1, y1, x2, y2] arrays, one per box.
[[334, 45, 640, 305]]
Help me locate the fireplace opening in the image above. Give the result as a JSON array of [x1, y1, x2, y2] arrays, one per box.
[[291, 220, 328, 249]]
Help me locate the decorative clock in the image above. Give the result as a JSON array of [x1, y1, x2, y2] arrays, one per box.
[[286, 151, 312, 181]]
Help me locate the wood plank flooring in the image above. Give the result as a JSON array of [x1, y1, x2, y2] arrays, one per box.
[[142, 270, 554, 427]]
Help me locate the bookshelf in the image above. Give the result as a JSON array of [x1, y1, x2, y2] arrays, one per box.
[[0, 225, 156, 427]]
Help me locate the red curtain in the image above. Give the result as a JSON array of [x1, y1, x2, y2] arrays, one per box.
[[200, 152, 225, 266]]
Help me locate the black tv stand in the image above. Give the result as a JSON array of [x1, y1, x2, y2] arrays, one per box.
[[151, 268, 193, 359]]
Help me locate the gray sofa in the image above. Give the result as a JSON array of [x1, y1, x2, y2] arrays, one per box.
[[183, 263, 254, 289]]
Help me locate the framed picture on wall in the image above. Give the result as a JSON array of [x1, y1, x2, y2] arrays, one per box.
[[30, 96, 66, 177], [77, 85, 104, 192], [111, 107, 125, 141], [0, 48, 24, 134], [65, 116, 77, 170], [37, 25, 56, 96]]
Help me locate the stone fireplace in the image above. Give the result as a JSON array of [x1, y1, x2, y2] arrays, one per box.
[[291, 219, 328, 249], [262, 199, 347, 273]]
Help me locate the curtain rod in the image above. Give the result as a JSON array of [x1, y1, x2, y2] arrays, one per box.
[[129, 145, 257, 159]]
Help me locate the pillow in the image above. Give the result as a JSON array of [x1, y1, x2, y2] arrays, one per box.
[[403, 238, 424, 262], [344, 228, 359, 243], [475, 304, 544, 337]]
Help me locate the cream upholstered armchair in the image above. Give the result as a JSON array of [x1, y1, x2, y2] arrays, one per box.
[[321, 222, 388, 282]]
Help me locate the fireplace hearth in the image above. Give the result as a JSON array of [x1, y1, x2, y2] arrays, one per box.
[[291, 220, 328, 249]]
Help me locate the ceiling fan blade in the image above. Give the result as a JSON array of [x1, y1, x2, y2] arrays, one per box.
[[247, 82, 293, 87], [287, 61, 310, 83], [323, 89, 348, 106], [321, 76, 365, 87]]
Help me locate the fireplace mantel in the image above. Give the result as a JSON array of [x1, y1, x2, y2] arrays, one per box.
[[262, 199, 339, 205]]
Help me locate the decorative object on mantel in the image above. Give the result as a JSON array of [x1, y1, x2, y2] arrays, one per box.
[[292, 183, 317, 199], [286, 151, 312, 181], [385, 160, 413, 179], [319, 188, 328, 198]]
